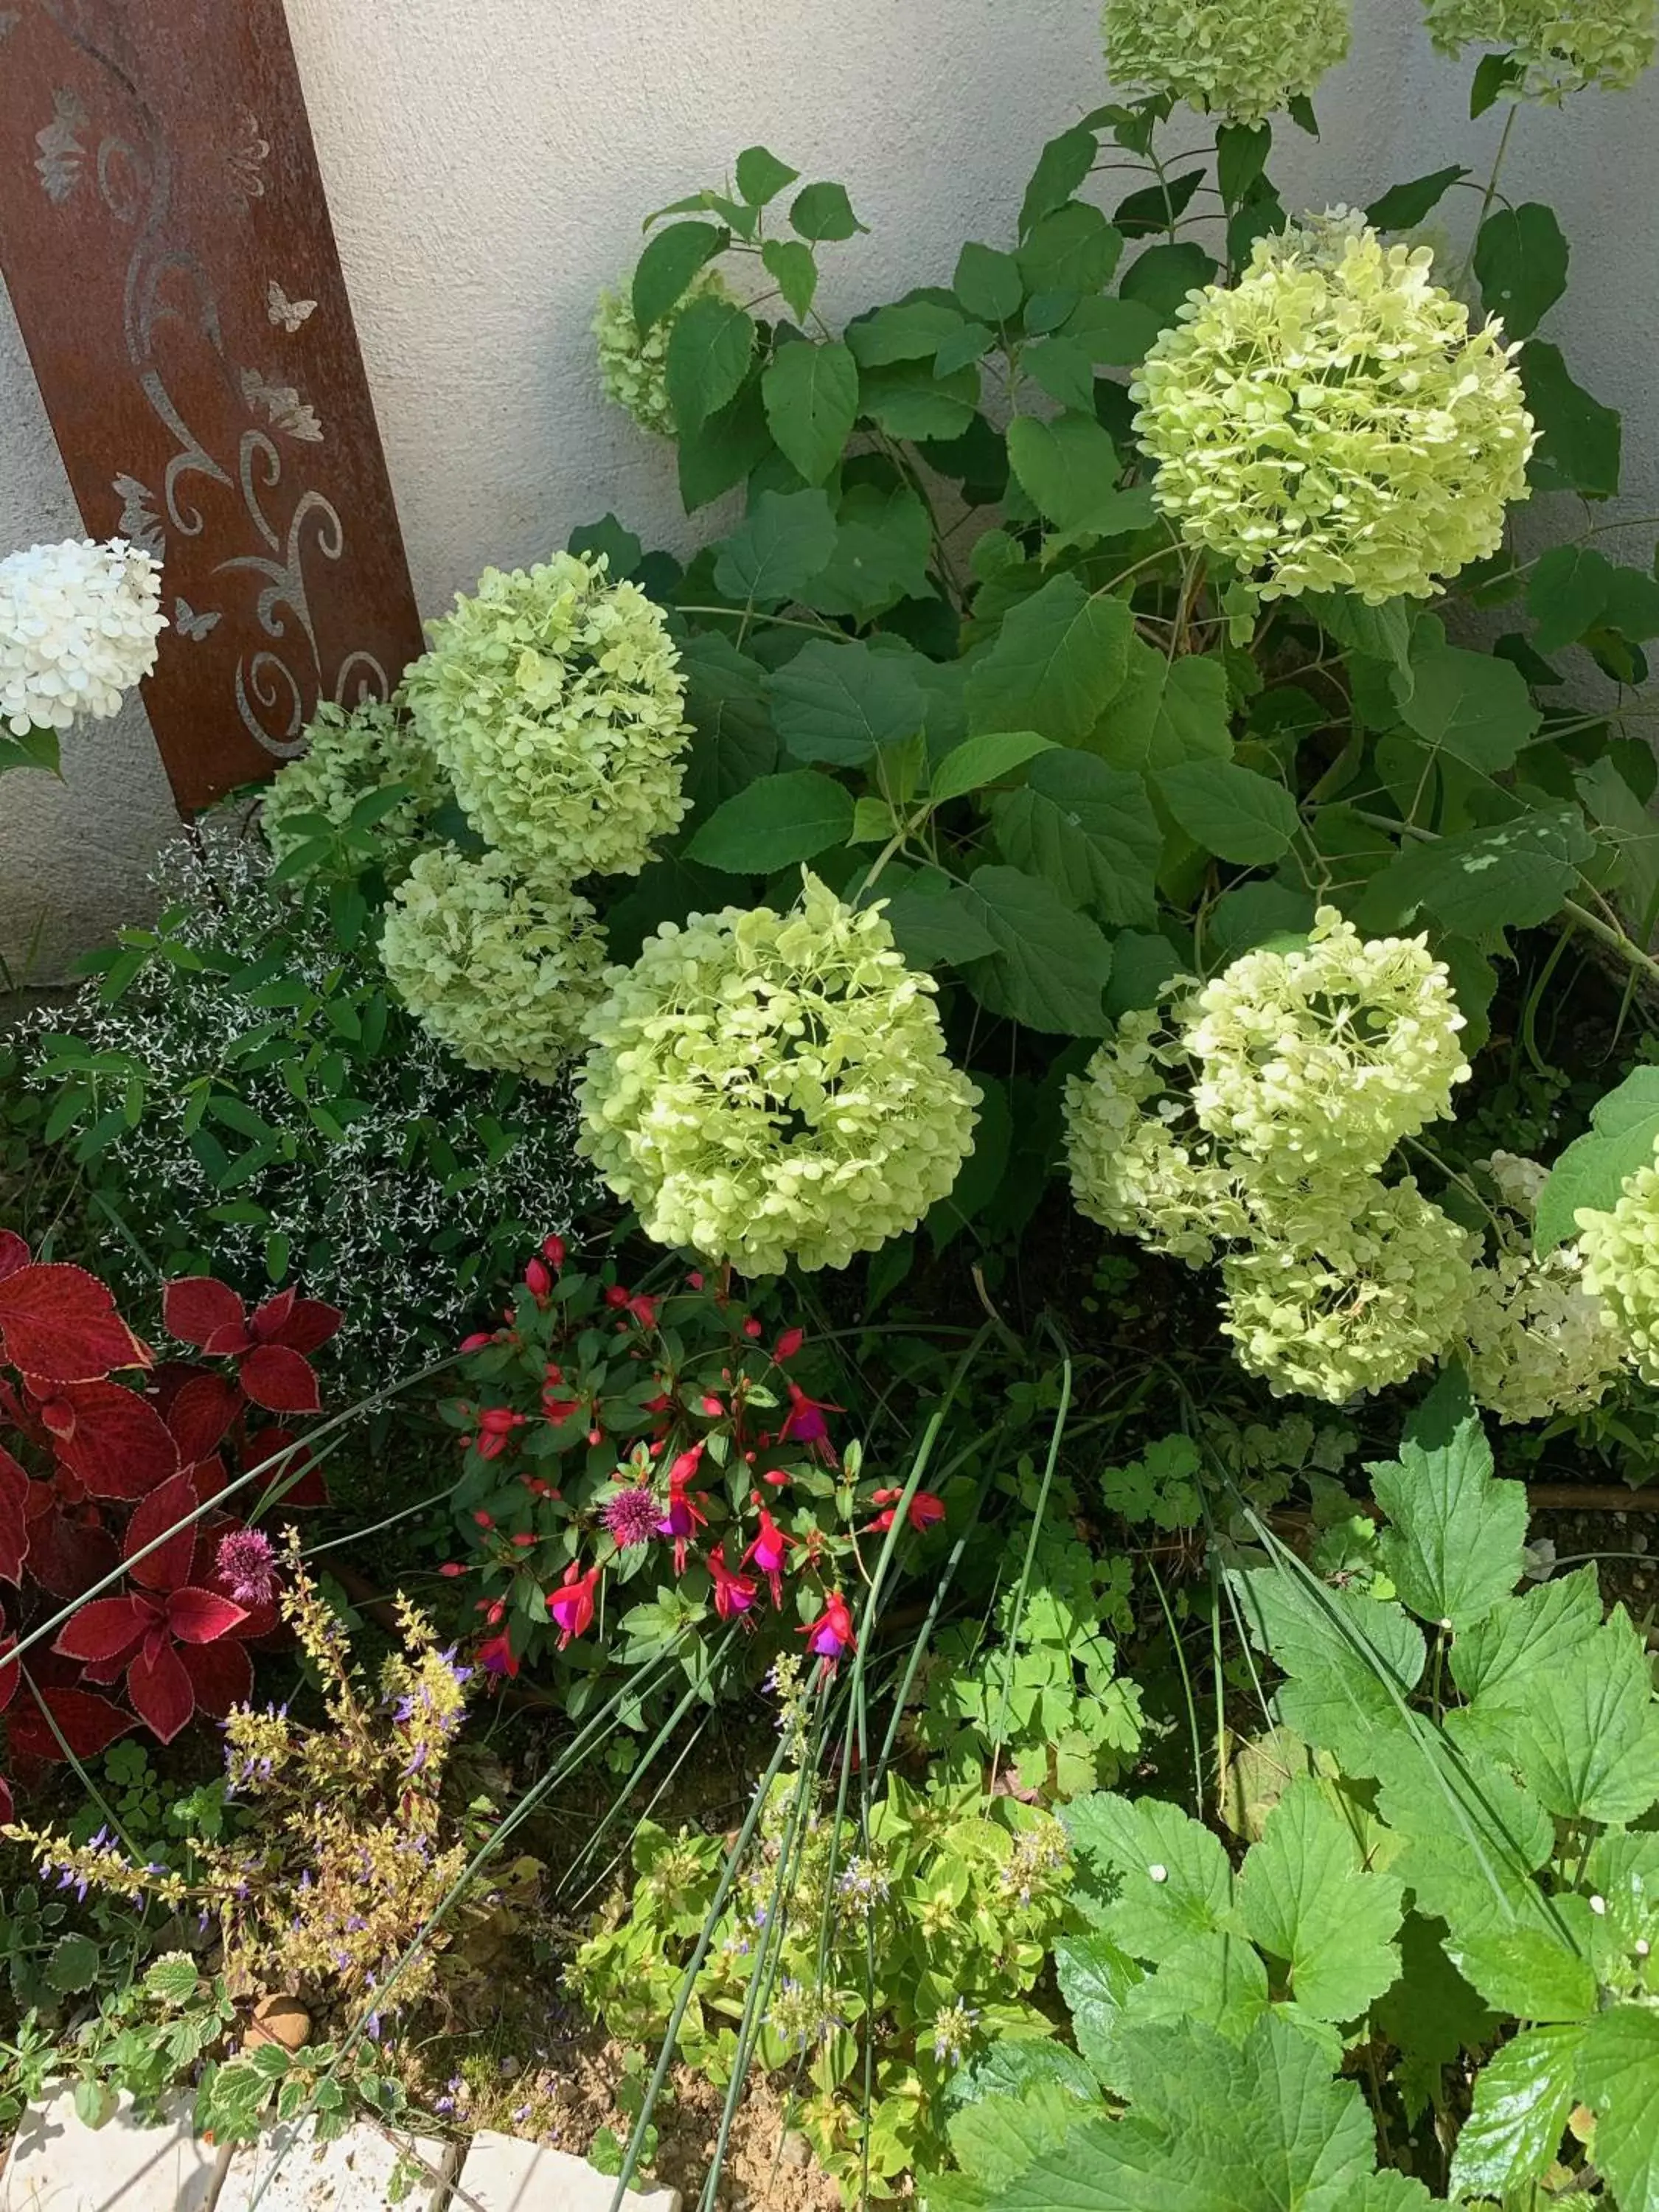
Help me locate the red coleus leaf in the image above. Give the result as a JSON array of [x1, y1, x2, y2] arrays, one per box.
[[167, 1587, 248, 1644], [237, 1343, 321, 1416], [260, 1296, 341, 1356], [10, 1683, 135, 1761], [164, 1372, 243, 1463], [245, 1428, 327, 1507], [127, 1639, 195, 1743], [21, 1502, 118, 1602], [0, 1635, 17, 1714], [179, 1636, 251, 1717], [249, 1288, 296, 1340], [47, 1380, 180, 1500], [124, 1472, 200, 1594], [0, 1448, 28, 1585], [161, 1277, 248, 1352], [0, 1231, 30, 1281], [0, 1265, 149, 1383], [53, 1593, 156, 1663]]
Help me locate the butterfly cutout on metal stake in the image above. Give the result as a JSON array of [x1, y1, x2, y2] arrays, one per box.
[[267, 279, 317, 333], [174, 599, 221, 641]]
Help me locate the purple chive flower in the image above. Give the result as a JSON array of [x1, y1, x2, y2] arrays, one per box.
[[215, 1528, 279, 1608], [602, 1484, 661, 1548]]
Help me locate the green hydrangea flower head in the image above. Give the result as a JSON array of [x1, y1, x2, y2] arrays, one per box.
[[1185, 907, 1471, 1182], [1064, 993, 1253, 1265], [260, 698, 447, 869], [379, 845, 608, 1085], [404, 551, 691, 889], [594, 266, 737, 437], [1102, 0, 1351, 123], [577, 874, 981, 1276], [1421, 0, 1655, 95], [1221, 1178, 1478, 1400], [1131, 215, 1536, 602], [1464, 1247, 1625, 1422], [1576, 1146, 1659, 1383]]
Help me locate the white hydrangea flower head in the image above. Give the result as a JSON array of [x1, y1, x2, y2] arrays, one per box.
[[1421, 0, 1655, 95], [1131, 219, 1537, 603], [1063, 995, 1252, 1265], [1102, 0, 1352, 123], [404, 552, 692, 889], [260, 698, 448, 868], [1185, 908, 1471, 1183], [1463, 1243, 1625, 1423], [379, 845, 609, 1085], [577, 874, 981, 1277], [594, 266, 737, 437], [1577, 1151, 1659, 1383], [0, 537, 166, 734], [1483, 1149, 1552, 1214], [1221, 1178, 1479, 1400]]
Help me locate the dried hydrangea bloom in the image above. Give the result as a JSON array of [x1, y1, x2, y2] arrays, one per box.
[[1102, 0, 1351, 122], [380, 846, 609, 1083], [1064, 995, 1253, 1265], [0, 537, 165, 734], [594, 266, 737, 437], [1222, 1178, 1478, 1400], [1185, 908, 1471, 1183], [577, 874, 980, 1276], [1421, 0, 1655, 94], [1132, 218, 1536, 603], [1463, 1244, 1625, 1422], [404, 551, 691, 890], [260, 698, 447, 868], [1577, 1150, 1659, 1383]]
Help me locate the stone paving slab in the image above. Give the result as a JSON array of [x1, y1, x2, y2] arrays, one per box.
[[217, 2121, 456, 2211], [0, 2087, 221, 2212], [451, 2132, 681, 2212]]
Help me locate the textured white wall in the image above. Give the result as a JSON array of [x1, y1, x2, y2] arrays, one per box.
[[4, 0, 1657, 970]]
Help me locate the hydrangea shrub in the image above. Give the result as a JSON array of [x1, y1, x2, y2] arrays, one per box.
[[1421, 0, 1656, 93], [0, 537, 165, 774], [1102, 0, 1352, 123], [260, 698, 446, 871]]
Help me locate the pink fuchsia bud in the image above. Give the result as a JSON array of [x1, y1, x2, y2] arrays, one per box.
[[700, 1394, 725, 1418], [486, 1600, 506, 1625], [686, 1271, 705, 1291], [459, 1332, 493, 1354], [472, 1510, 494, 1528], [603, 1285, 630, 1309], [439, 1562, 466, 1579], [542, 1234, 567, 1268], [742, 1318, 763, 1340], [669, 1441, 706, 1486], [524, 1258, 552, 1299], [479, 1408, 527, 1435], [774, 1328, 805, 1363], [864, 1489, 947, 1536], [510, 1533, 538, 1549]]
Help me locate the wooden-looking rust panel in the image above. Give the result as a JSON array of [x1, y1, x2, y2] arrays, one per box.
[[0, 0, 422, 811]]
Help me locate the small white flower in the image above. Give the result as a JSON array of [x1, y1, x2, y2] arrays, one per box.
[[1147, 1863, 1169, 1884], [0, 537, 166, 735], [1592, 1894, 1608, 1916]]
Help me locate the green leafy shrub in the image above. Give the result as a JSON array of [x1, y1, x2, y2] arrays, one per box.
[[926, 1373, 1659, 2206]]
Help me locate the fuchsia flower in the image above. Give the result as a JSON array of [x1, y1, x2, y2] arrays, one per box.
[[476, 1630, 519, 1679], [658, 1444, 710, 1573], [864, 1489, 947, 1537], [742, 1504, 794, 1609], [215, 1527, 278, 1607], [707, 1544, 759, 1621], [542, 1235, 567, 1270], [778, 1381, 839, 1458], [801, 1590, 856, 1670], [548, 1560, 600, 1649], [524, 1257, 553, 1301], [773, 1328, 805, 1363]]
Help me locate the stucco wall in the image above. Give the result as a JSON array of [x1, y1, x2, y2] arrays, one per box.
[[4, 0, 1657, 970]]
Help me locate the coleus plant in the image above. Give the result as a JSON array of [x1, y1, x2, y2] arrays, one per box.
[[442, 1240, 947, 1706], [0, 1233, 338, 1818], [926, 1375, 1659, 2208]]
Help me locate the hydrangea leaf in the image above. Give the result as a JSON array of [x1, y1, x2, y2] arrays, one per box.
[[678, 632, 777, 813], [1155, 761, 1299, 866], [1363, 166, 1469, 230], [956, 241, 1026, 322], [685, 768, 854, 871], [1527, 543, 1614, 653], [1062, 1792, 1233, 1964], [1534, 1066, 1659, 1253], [1006, 414, 1148, 543], [1019, 124, 1099, 238], [1368, 1376, 1526, 1631], [877, 875, 1000, 970], [1579, 2006, 1659, 2212], [1393, 641, 1540, 773], [766, 638, 927, 766], [1088, 641, 1232, 773], [958, 865, 1115, 1035], [711, 489, 838, 609], [789, 181, 863, 243], [762, 339, 860, 485], [804, 481, 934, 622], [1449, 2023, 1585, 2199], [734, 145, 799, 207], [931, 731, 1056, 804], [632, 220, 727, 331], [1520, 341, 1621, 499], [1234, 1777, 1405, 2023], [966, 574, 1135, 745], [760, 237, 817, 322], [1228, 1562, 1425, 1780], [1473, 204, 1568, 339], [1353, 805, 1596, 952], [664, 293, 757, 438]]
